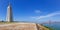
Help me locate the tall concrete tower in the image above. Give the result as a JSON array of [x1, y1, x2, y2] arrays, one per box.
[[6, 3, 13, 22]]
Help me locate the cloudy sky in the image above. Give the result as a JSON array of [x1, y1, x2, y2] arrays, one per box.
[[0, 0, 60, 23]]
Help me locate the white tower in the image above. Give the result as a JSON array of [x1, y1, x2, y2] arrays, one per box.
[[6, 3, 13, 22]]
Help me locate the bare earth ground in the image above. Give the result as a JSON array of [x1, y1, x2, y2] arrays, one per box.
[[0, 23, 49, 30]]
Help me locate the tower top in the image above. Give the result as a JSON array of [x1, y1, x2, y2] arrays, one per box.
[[9, 2, 10, 5], [8, 2, 11, 8]]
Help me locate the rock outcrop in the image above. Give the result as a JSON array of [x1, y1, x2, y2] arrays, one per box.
[[0, 23, 49, 30]]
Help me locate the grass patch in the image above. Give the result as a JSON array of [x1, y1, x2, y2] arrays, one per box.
[[44, 26, 55, 30], [0, 22, 17, 24]]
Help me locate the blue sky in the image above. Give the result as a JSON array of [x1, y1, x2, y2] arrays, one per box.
[[0, 0, 60, 23]]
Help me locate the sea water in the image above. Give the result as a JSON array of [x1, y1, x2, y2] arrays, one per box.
[[43, 23, 60, 30]]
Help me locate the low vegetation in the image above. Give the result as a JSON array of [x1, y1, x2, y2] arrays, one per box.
[[37, 24, 49, 30], [44, 26, 55, 30], [0, 22, 16, 24]]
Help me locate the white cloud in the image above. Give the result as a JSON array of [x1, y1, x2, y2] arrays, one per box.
[[31, 11, 60, 20], [35, 10, 41, 14]]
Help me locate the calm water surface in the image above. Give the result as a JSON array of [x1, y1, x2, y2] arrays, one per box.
[[43, 23, 60, 30]]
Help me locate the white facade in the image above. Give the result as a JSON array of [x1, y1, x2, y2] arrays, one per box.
[[6, 3, 13, 22]]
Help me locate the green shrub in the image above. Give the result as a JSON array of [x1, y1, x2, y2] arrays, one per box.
[[44, 26, 55, 30]]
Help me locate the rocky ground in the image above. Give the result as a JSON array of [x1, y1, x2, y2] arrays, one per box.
[[0, 23, 49, 30]]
